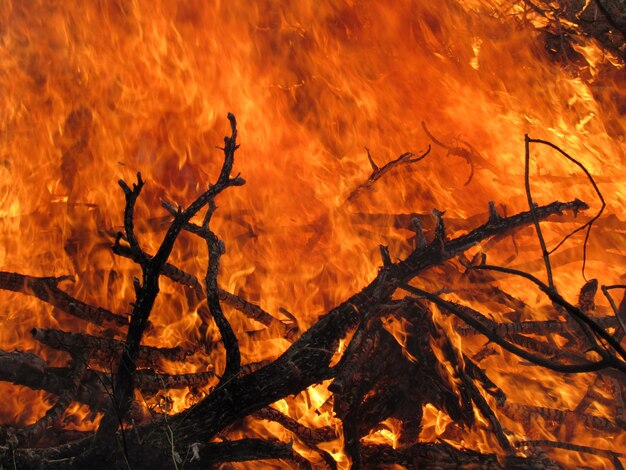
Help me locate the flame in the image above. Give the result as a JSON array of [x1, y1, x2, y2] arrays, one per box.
[[0, 0, 624, 467]]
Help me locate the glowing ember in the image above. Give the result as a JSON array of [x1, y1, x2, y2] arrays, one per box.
[[0, 0, 624, 468]]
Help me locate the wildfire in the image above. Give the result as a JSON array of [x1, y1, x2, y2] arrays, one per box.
[[0, 0, 624, 468]]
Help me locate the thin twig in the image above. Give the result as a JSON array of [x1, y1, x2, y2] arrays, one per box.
[[345, 147, 430, 202], [524, 135, 555, 291], [421, 121, 485, 185], [0, 271, 128, 328]]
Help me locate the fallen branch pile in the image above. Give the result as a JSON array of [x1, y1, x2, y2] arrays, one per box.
[[1, 115, 624, 469]]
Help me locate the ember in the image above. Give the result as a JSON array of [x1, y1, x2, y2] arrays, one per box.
[[0, 1, 625, 469]]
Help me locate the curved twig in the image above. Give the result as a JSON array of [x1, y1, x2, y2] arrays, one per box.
[[525, 137, 605, 280]]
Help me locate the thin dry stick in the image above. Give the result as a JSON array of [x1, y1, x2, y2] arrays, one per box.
[[502, 402, 622, 433], [31, 328, 189, 366], [253, 407, 337, 446], [345, 146, 430, 202], [18, 352, 89, 445], [0, 271, 128, 328], [421, 121, 488, 185], [202, 198, 241, 383], [524, 135, 555, 291]]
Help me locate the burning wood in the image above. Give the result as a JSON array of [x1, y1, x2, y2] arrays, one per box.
[[0, 114, 624, 469], [0, 1, 625, 468]]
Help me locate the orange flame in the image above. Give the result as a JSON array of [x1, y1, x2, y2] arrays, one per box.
[[0, 0, 624, 467]]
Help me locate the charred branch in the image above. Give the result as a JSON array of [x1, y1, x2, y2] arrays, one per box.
[[97, 113, 244, 445], [202, 199, 241, 382], [0, 349, 211, 417], [517, 440, 624, 469], [500, 401, 624, 434], [31, 328, 190, 368], [403, 285, 603, 373], [0, 271, 128, 328], [179, 439, 313, 470], [470, 264, 626, 370], [16, 352, 88, 446], [252, 406, 337, 447], [456, 316, 619, 338]]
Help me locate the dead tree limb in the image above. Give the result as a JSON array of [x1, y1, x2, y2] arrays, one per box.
[[403, 285, 604, 373], [456, 317, 618, 337], [253, 407, 337, 447], [181, 439, 312, 469], [516, 440, 624, 470], [471, 264, 626, 368], [0, 349, 213, 419], [361, 442, 555, 469], [201, 199, 241, 382], [252, 407, 338, 468], [0, 271, 128, 328]]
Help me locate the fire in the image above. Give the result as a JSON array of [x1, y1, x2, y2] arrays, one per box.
[[0, 0, 624, 468]]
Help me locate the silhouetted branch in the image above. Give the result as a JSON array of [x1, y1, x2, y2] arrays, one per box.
[[0, 271, 128, 328], [96, 113, 245, 446]]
